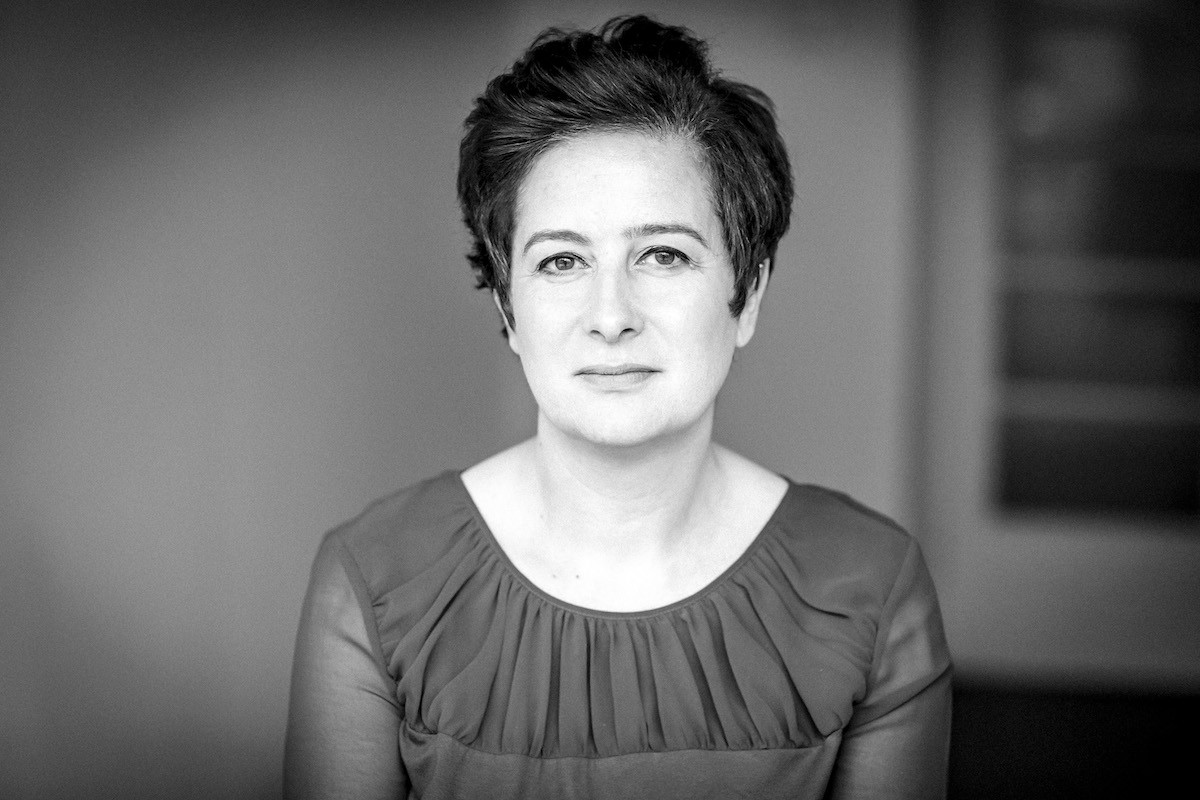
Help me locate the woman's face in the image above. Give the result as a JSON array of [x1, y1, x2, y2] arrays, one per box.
[[505, 131, 766, 448]]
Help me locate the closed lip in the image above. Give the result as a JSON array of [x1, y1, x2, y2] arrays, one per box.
[[576, 363, 658, 376]]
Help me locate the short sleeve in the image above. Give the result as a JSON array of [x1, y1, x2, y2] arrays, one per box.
[[284, 533, 408, 799], [825, 538, 953, 800]]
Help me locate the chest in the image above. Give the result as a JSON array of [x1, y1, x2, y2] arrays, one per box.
[[383, 560, 874, 760]]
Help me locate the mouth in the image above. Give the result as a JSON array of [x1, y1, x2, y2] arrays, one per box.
[[575, 364, 659, 388], [576, 364, 658, 376]]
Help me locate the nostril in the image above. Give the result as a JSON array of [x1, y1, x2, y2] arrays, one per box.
[[586, 276, 642, 341]]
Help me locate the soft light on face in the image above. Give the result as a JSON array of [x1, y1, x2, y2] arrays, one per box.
[[505, 131, 766, 448]]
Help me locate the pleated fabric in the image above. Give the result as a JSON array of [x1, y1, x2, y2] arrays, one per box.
[[327, 470, 938, 774]]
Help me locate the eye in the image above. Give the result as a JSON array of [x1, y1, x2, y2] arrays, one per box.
[[537, 254, 581, 273], [640, 247, 690, 269]]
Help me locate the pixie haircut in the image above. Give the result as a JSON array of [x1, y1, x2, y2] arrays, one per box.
[[457, 15, 793, 324]]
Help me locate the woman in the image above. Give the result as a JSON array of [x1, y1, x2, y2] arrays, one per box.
[[285, 15, 951, 799]]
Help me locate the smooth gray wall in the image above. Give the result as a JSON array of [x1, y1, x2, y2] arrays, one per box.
[[1, 2, 919, 797]]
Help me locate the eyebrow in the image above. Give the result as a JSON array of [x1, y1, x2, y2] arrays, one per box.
[[623, 223, 709, 248], [521, 229, 591, 255], [521, 223, 709, 255]]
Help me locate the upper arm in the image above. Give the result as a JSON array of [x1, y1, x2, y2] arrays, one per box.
[[284, 533, 408, 799], [825, 539, 953, 800]]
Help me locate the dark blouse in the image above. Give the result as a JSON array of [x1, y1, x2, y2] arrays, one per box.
[[284, 471, 952, 799]]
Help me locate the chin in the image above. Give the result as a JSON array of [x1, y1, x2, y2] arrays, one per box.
[[543, 406, 698, 450]]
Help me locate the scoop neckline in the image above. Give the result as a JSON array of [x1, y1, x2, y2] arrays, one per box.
[[451, 470, 795, 621]]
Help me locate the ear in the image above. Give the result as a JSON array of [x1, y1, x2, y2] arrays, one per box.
[[735, 260, 770, 348], [493, 290, 520, 355]]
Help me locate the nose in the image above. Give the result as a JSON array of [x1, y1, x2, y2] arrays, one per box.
[[587, 265, 642, 344]]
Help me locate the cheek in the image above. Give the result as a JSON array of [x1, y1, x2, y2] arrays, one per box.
[[663, 309, 739, 386], [677, 290, 739, 344], [509, 294, 568, 363]]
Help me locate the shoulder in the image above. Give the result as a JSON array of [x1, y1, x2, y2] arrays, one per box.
[[780, 483, 911, 546], [322, 469, 477, 591], [768, 482, 922, 610]]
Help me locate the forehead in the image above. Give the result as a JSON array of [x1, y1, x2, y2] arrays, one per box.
[[514, 131, 718, 235]]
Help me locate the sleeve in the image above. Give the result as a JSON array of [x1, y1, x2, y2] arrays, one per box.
[[284, 532, 409, 799], [824, 538, 953, 800]]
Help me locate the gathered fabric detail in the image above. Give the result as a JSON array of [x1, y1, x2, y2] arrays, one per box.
[[342, 472, 881, 761]]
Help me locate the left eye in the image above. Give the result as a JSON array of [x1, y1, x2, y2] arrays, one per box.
[[642, 248, 688, 268]]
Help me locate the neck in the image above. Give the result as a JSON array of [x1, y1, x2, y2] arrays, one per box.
[[526, 411, 728, 558]]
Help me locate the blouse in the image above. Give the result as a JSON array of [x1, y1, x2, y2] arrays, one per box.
[[284, 470, 952, 799]]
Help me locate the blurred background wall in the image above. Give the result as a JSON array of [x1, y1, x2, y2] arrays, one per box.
[[920, 0, 1200, 696], [1, 0, 1195, 797]]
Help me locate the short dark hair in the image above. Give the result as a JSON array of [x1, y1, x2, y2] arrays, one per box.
[[457, 15, 793, 324]]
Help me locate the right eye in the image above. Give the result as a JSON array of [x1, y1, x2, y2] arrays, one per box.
[[538, 254, 581, 273]]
